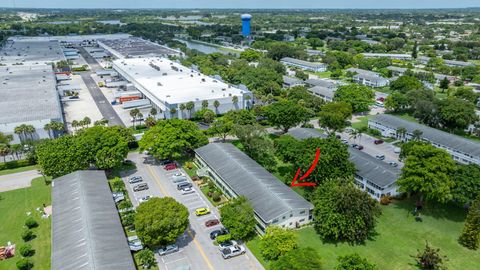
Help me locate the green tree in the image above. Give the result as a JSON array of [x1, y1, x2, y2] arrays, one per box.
[[439, 77, 450, 93], [334, 84, 375, 113], [438, 98, 478, 131], [312, 179, 381, 244], [186, 101, 195, 118], [318, 102, 352, 133], [134, 197, 189, 247], [308, 38, 324, 50], [265, 100, 308, 133], [139, 119, 208, 160], [260, 226, 298, 260], [149, 107, 158, 118], [0, 144, 10, 162], [271, 247, 322, 270], [130, 108, 140, 129], [213, 100, 221, 113], [294, 70, 308, 81], [414, 242, 447, 270], [179, 103, 186, 118], [412, 41, 418, 59], [390, 75, 424, 94], [459, 196, 480, 250], [239, 49, 263, 62], [210, 118, 234, 142], [201, 100, 209, 109], [452, 164, 480, 207], [453, 87, 479, 104], [398, 143, 455, 203], [220, 196, 256, 240], [136, 248, 157, 269], [384, 92, 409, 112], [224, 109, 257, 125], [293, 138, 355, 184], [336, 253, 378, 270], [234, 124, 277, 170], [274, 135, 302, 163], [0, 132, 13, 145]]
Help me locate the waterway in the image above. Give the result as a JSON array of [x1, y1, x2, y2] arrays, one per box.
[[175, 39, 240, 56]]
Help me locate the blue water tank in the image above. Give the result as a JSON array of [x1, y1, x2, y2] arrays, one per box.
[[241, 14, 252, 37]]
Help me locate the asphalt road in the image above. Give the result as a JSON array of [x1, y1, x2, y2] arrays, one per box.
[[77, 47, 124, 127], [121, 152, 264, 270], [0, 170, 41, 192]]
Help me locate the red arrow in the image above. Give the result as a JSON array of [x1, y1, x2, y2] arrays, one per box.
[[290, 148, 320, 187]]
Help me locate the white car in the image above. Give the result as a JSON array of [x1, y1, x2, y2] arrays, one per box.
[[173, 172, 185, 177], [221, 245, 246, 259], [181, 187, 195, 195], [158, 244, 179, 256], [138, 195, 152, 203], [127, 236, 143, 251]]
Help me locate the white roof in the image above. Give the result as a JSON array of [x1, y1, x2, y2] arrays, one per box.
[[113, 57, 247, 104]]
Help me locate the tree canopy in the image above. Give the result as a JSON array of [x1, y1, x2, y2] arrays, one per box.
[[459, 196, 480, 250], [219, 196, 256, 240], [139, 119, 208, 159], [318, 102, 353, 133], [336, 253, 378, 270], [334, 84, 375, 113], [134, 197, 189, 247], [260, 226, 298, 260], [270, 247, 322, 270], [390, 75, 424, 93], [265, 100, 309, 133], [452, 164, 480, 207]]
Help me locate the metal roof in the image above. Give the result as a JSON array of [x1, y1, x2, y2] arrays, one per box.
[[52, 170, 136, 270], [282, 75, 303, 85], [353, 73, 389, 83], [370, 114, 480, 158], [305, 78, 336, 88], [346, 68, 380, 77], [195, 143, 313, 223], [280, 57, 326, 69], [308, 86, 335, 99], [286, 128, 399, 188]]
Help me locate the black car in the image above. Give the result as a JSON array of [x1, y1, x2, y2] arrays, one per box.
[[159, 159, 173, 165], [210, 227, 229, 240], [177, 182, 192, 190]]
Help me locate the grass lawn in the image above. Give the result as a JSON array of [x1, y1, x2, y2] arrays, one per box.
[[247, 198, 479, 270], [314, 71, 332, 79], [0, 165, 38, 176], [351, 116, 370, 130], [0, 177, 52, 270]]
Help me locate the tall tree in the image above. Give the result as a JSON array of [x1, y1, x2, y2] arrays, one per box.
[[390, 75, 424, 94], [312, 179, 381, 244], [210, 118, 234, 142], [260, 226, 298, 260], [452, 164, 480, 207], [334, 84, 375, 113], [398, 143, 455, 203], [201, 100, 209, 109], [213, 100, 221, 113], [220, 196, 256, 240], [134, 197, 189, 247], [186, 101, 195, 118], [318, 102, 353, 134], [439, 77, 450, 93], [459, 196, 480, 250], [130, 109, 140, 129], [271, 247, 322, 270], [265, 100, 308, 133]]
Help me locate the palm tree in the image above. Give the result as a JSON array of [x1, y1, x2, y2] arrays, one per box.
[[149, 108, 158, 119], [350, 130, 359, 144], [245, 95, 252, 109], [412, 129, 423, 141], [232, 96, 239, 109], [10, 144, 22, 160], [14, 124, 26, 143], [213, 100, 220, 114], [44, 123, 53, 139], [396, 127, 407, 140], [71, 120, 79, 132], [186, 101, 195, 118], [137, 112, 144, 126], [202, 100, 209, 109], [82, 117, 91, 128], [170, 108, 177, 118], [130, 109, 140, 129], [23, 125, 35, 141], [0, 144, 9, 162], [179, 104, 186, 118], [357, 129, 364, 144]]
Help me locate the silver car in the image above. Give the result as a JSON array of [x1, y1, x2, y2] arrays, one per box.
[[158, 244, 179, 256]]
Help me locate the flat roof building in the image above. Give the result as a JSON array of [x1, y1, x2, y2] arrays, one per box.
[[369, 114, 480, 165], [0, 39, 66, 66], [353, 73, 390, 88], [282, 76, 304, 88], [194, 143, 313, 232], [286, 128, 400, 200], [362, 53, 412, 60], [98, 37, 181, 59], [308, 86, 335, 102], [112, 57, 252, 119], [52, 170, 136, 270], [0, 65, 63, 143], [280, 57, 327, 72]]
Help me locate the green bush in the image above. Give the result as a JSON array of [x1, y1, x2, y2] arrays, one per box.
[[24, 217, 38, 229], [216, 234, 232, 244], [368, 128, 382, 136], [16, 258, 33, 270], [21, 229, 34, 242], [212, 192, 221, 202], [121, 212, 136, 227], [118, 200, 133, 210], [110, 177, 126, 192], [0, 159, 34, 171], [19, 244, 35, 257]]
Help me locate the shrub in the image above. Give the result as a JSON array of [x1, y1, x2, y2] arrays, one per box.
[[19, 244, 35, 257], [110, 177, 126, 192], [16, 258, 33, 270], [137, 248, 156, 268], [21, 230, 34, 242], [121, 212, 136, 227], [185, 162, 194, 169], [118, 200, 133, 210], [380, 195, 392, 205], [191, 175, 200, 181], [216, 234, 232, 244], [24, 217, 38, 229], [415, 242, 447, 270], [212, 192, 221, 202], [0, 159, 34, 171], [208, 181, 215, 190], [207, 191, 213, 197], [368, 128, 382, 136]]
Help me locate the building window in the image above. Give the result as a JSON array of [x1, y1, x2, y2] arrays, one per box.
[[299, 219, 305, 222], [290, 214, 293, 217], [272, 219, 278, 224], [299, 210, 305, 214], [282, 216, 286, 220]]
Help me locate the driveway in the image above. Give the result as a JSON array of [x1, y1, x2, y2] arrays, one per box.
[[122, 152, 264, 270], [0, 170, 41, 192]]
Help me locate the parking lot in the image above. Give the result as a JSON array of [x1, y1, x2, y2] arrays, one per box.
[[120, 152, 264, 270]]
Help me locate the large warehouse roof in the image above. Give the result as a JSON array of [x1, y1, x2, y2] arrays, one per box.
[[113, 57, 248, 104], [286, 128, 399, 188], [52, 170, 135, 270], [8, 33, 131, 43], [0, 39, 66, 65], [195, 143, 313, 223], [0, 65, 62, 124], [99, 37, 180, 59], [370, 114, 480, 158]]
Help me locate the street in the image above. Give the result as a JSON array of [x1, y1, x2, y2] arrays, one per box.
[[77, 47, 125, 127], [120, 152, 264, 270]]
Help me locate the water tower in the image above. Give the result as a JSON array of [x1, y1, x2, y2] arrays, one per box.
[[241, 14, 252, 37]]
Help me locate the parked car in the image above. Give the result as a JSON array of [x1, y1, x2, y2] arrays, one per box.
[[394, 147, 401, 154], [355, 145, 364, 150], [210, 227, 229, 240], [195, 207, 211, 216], [173, 172, 185, 177], [113, 192, 125, 203], [218, 240, 238, 250], [389, 162, 399, 167], [133, 183, 149, 192], [374, 139, 384, 145], [138, 195, 151, 203], [164, 163, 177, 170], [177, 182, 192, 190], [221, 245, 246, 259], [341, 139, 349, 144], [159, 159, 173, 165], [127, 236, 143, 251], [128, 176, 143, 184], [172, 177, 188, 183], [181, 187, 195, 195], [375, 155, 386, 160], [158, 244, 179, 256], [205, 219, 220, 227]]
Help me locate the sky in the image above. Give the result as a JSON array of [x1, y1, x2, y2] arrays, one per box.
[[1, 0, 479, 9]]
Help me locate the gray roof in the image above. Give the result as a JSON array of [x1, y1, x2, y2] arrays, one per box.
[[0, 65, 62, 124], [280, 57, 326, 69], [287, 128, 399, 188], [354, 73, 389, 83], [305, 78, 336, 88], [283, 76, 303, 85], [195, 143, 313, 223], [387, 66, 407, 73], [370, 114, 480, 158], [308, 86, 335, 99], [346, 68, 380, 77], [52, 171, 136, 270]]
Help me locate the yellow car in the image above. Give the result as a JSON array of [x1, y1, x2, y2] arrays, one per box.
[[195, 207, 211, 216]]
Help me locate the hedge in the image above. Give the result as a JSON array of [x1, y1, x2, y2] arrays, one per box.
[[0, 159, 34, 171]]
